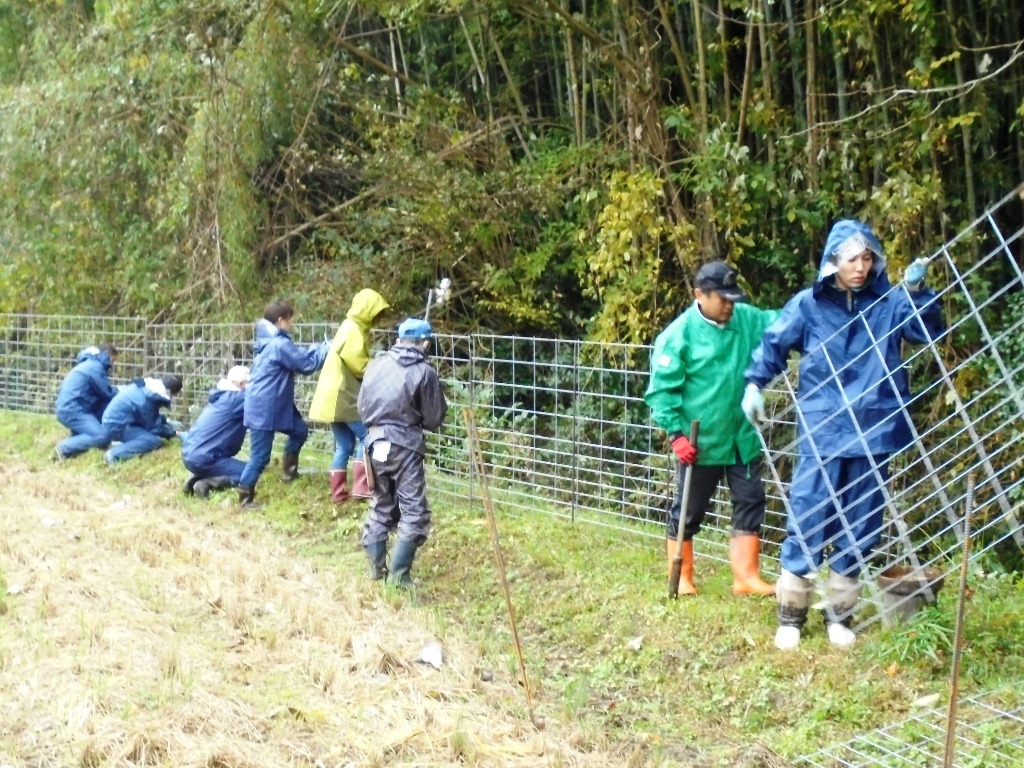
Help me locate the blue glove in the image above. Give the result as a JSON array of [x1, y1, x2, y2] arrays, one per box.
[[903, 258, 929, 289], [741, 384, 765, 424]]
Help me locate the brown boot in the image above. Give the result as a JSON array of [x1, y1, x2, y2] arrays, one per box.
[[281, 453, 300, 482], [329, 470, 349, 505], [729, 532, 776, 596], [350, 459, 372, 499], [665, 538, 697, 596]]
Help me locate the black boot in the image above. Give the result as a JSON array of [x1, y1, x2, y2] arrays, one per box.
[[387, 538, 420, 589], [194, 476, 235, 499], [238, 485, 262, 509], [281, 453, 300, 482], [183, 474, 199, 496], [365, 540, 388, 581]]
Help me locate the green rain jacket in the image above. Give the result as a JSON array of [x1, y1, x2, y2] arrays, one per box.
[[645, 302, 778, 466]]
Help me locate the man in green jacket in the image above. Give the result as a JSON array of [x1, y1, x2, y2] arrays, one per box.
[[645, 261, 778, 597]]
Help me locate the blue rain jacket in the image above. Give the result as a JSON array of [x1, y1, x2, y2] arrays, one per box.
[[102, 379, 176, 440], [745, 220, 945, 458], [181, 385, 246, 467], [244, 319, 328, 432], [55, 348, 117, 421]]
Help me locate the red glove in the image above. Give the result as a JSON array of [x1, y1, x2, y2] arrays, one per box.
[[671, 435, 698, 465]]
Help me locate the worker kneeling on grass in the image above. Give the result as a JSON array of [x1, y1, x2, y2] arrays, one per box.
[[182, 365, 251, 499], [357, 318, 448, 589], [101, 374, 184, 464]]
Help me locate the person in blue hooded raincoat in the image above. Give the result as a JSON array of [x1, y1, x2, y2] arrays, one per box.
[[102, 374, 184, 464], [181, 365, 250, 499], [743, 219, 944, 651], [237, 301, 329, 508], [55, 344, 119, 460]]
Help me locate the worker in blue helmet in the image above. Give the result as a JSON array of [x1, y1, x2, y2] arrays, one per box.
[[357, 318, 448, 589]]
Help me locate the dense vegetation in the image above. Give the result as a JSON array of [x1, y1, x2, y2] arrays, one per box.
[[0, 0, 1021, 340]]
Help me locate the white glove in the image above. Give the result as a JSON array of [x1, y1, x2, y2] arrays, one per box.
[[741, 384, 766, 424]]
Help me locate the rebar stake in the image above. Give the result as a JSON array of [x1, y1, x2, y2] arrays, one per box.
[[943, 472, 975, 768], [462, 406, 543, 730]]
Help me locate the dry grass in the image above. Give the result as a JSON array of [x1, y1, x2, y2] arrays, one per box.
[[0, 460, 639, 767]]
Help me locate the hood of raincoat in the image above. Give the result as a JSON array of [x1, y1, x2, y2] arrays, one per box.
[[75, 346, 113, 370], [346, 289, 390, 329], [818, 220, 887, 282], [253, 318, 284, 355]]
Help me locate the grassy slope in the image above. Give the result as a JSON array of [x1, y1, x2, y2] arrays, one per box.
[[2, 410, 1023, 767]]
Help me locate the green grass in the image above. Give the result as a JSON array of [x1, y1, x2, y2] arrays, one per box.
[[7, 409, 1024, 766]]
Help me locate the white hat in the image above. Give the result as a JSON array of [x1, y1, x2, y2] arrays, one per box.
[[227, 365, 250, 386]]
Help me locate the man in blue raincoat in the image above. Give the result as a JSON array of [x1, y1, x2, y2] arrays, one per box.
[[237, 301, 329, 508], [54, 344, 119, 460], [102, 374, 184, 464], [181, 365, 250, 499], [743, 219, 943, 650]]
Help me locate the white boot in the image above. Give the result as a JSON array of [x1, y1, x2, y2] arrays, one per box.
[[775, 570, 812, 651], [775, 625, 802, 651], [827, 623, 857, 648], [825, 569, 861, 647]]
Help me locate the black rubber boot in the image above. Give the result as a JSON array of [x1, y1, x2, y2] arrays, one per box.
[[281, 453, 300, 482], [386, 538, 420, 589], [183, 474, 199, 496], [194, 476, 234, 499], [238, 486, 262, 509], [364, 540, 388, 581]]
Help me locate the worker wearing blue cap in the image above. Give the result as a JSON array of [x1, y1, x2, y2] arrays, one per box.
[[357, 318, 448, 588]]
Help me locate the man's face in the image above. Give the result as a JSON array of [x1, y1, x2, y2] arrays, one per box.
[[833, 250, 874, 290], [275, 316, 294, 332], [695, 288, 735, 324]]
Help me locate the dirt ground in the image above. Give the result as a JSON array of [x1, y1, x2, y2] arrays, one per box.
[[0, 459, 644, 768]]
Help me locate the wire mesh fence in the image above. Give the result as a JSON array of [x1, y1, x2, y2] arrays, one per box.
[[1, 186, 1022, 766], [794, 686, 1024, 768]]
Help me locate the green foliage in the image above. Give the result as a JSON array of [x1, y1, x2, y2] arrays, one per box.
[[0, 0, 1020, 338]]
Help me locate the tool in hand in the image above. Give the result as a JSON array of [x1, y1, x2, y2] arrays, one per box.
[[669, 420, 700, 599]]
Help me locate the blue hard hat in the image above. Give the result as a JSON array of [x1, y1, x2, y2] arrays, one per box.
[[398, 318, 432, 340]]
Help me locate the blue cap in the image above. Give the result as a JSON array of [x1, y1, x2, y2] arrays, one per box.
[[398, 318, 432, 340]]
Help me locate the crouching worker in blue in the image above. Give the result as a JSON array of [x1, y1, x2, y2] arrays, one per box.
[[101, 374, 184, 464], [358, 319, 448, 588], [743, 220, 943, 650], [237, 301, 329, 508], [55, 344, 118, 460], [182, 365, 250, 499]]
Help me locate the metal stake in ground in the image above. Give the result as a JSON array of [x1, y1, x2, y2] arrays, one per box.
[[943, 472, 975, 768], [669, 420, 700, 600], [461, 406, 543, 730]]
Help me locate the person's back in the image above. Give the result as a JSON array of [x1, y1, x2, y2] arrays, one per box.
[[358, 318, 448, 589], [182, 387, 246, 466], [359, 341, 447, 454], [56, 347, 116, 421], [182, 366, 250, 497], [102, 375, 181, 464], [103, 379, 171, 437]]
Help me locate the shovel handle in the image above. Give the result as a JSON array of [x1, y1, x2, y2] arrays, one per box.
[[668, 420, 700, 600]]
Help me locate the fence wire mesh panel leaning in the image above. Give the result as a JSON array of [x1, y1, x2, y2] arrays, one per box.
[[0, 313, 146, 414], [794, 686, 1024, 768], [756, 184, 1024, 635]]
